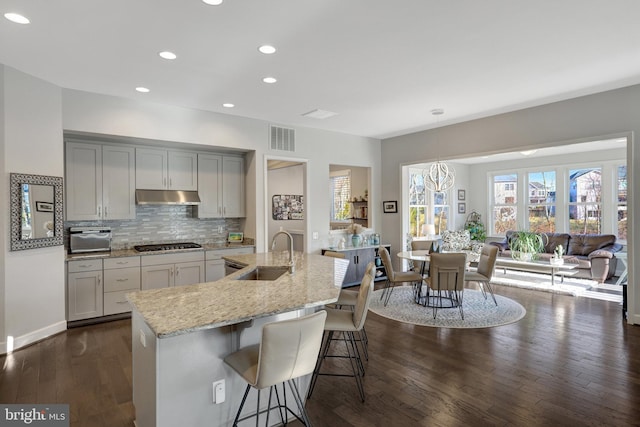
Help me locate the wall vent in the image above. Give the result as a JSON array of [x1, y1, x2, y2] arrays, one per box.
[[270, 125, 296, 152]]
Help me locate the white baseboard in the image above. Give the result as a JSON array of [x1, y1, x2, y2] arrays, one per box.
[[0, 320, 67, 354]]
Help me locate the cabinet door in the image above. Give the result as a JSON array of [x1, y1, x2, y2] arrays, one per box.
[[205, 259, 225, 282], [341, 250, 359, 286], [68, 271, 103, 321], [197, 154, 223, 218], [222, 156, 245, 217], [141, 264, 174, 290], [103, 145, 136, 220], [168, 151, 198, 191], [175, 261, 204, 286], [356, 248, 376, 278], [65, 142, 102, 220], [136, 148, 168, 190]]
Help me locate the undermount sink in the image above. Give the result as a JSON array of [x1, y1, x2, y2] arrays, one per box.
[[235, 266, 289, 281]]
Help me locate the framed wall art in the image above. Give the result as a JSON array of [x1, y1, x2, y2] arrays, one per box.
[[272, 194, 304, 220], [383, 200, 397, 213]]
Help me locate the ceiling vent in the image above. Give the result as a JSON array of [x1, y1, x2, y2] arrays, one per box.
[[270, 125, 295, 152]]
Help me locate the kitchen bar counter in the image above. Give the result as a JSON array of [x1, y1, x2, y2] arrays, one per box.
[[127, 252, 348, 338], [129, 252, 349, 427]]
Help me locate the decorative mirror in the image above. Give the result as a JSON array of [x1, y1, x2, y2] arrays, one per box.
[[10, 173, 64, 251]]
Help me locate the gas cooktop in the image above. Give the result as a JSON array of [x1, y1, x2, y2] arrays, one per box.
[[134, 242, 202, 252]]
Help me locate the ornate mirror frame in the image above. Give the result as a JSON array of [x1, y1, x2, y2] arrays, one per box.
[[10, 173, 64, 251]]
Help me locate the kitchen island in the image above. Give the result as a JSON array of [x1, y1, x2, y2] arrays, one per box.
[[127, 252, 348, 427]]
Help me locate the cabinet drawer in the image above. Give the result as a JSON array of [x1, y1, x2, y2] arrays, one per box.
[[68, 259, 103, 273], [104, 256, 141, 269], [141, 251, 205, 266], [104, 267, 141, 292], [206, 247, 253, 260], [104, 291, 132, 315]]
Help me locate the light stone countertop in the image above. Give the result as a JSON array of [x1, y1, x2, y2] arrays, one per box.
[[65, 243, 255, 261], [126, 252, 349, 338]]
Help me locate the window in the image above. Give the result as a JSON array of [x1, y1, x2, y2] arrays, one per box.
[[330, 170, 351, 222], [407, 167, 451, 237], [527, 170, 556, 233], [617, 165, 627, 240], [568, 168, 601, 233], [491, 174, 517, 234]]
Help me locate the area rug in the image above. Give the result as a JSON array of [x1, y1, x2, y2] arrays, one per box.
[[489, 269, 623, 302], [368, 287, 526, 329]]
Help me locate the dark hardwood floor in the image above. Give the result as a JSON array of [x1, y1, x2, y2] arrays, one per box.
[[1, 283, 639, 426]]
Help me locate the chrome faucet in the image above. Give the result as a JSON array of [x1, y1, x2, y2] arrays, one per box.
[[271, 230, 295, 274]]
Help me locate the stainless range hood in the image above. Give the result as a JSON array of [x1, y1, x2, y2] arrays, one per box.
[[135, 189, 201, 205]]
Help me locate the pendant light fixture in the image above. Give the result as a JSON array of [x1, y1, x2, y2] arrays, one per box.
[[423, 108, 455, 192]]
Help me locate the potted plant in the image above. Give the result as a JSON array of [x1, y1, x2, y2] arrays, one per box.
[[550, 244, 564, 266], [509, 230, 547, 262]]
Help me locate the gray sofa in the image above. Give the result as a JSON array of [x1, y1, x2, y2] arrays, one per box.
[[490, 231, 622, 283]]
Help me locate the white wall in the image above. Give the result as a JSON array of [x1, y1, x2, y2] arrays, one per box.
[[1, 66, 66, 353], [382, 84, 639, 325]]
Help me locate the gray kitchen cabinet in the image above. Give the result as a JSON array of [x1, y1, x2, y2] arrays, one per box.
[[136, 147, 197, 191], [141, 251, 205, 289], [205, 247, 254, 282], [103, 257, 141, 315], [65, 141, 136, 220], [67, 259, 103, 321], [196, 154, 245, 218]]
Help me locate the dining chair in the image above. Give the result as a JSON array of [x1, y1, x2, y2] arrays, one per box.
[[464, 244, 499, 305], [378, 245, 423, 306], [425, 252, 467, 319], [410, 239, 437, 277]]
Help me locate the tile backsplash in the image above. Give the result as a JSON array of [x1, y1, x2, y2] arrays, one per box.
[[65, 205, 246, 250]]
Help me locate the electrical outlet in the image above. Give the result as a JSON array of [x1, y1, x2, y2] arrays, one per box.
[[213, 379, 225, 404], [312, 231, 319, 240], [217, 225, 223, 234]]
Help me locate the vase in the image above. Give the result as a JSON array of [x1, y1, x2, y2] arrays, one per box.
[[352, 234, 362, 247], [550, 257, 564, 266]]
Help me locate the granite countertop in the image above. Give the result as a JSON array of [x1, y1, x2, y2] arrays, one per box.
[[126, 252, 349, 338], [65, 243, 255, 261]]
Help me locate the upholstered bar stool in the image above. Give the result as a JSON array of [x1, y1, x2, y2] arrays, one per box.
[[223, 310, 327, 427], [322, 250, 369, 357], [307, 262, 376, 402]]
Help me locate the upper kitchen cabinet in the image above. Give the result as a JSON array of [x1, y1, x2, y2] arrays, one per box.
[[135, 148, 197, 191], [65, 141, 136, 221], [197, 154, 245, 218]]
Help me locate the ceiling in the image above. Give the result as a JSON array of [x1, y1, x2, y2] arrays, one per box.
[[2, 1, 640, 140]]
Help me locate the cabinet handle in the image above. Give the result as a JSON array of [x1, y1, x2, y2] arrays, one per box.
[[98, 277, 101, 286], [223, 206, 226, 215], [169, 178, 172, 188], [79, 264, 91, 268], [116, 278, 129, 282], [97, 205, 101, 217], [176, 267, 180, 276], [116, 261, 128, 265], [104, 206, 108, 217], [116, 301, 128, 305], [170, 268, 174, 276], [164, 177, 167, 188]]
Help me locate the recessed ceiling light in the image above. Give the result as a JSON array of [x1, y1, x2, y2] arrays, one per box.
[[262, 77, 277, 84], [159, 51, 177, 60], [520, 150, 537, 156], [258, 45, 276, 55], [202, 0, 223, 5], [135, 87, 150, 93], [4, 12, 30, 24], [222, 103, 235, 108]]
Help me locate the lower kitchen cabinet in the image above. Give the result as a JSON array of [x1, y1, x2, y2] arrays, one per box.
[[322, 244, 390, 287], [141, 251, 205, 289], [67, 259, 103, 321], [205, 247, 254, 282], [103, 257, 141, 315]]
